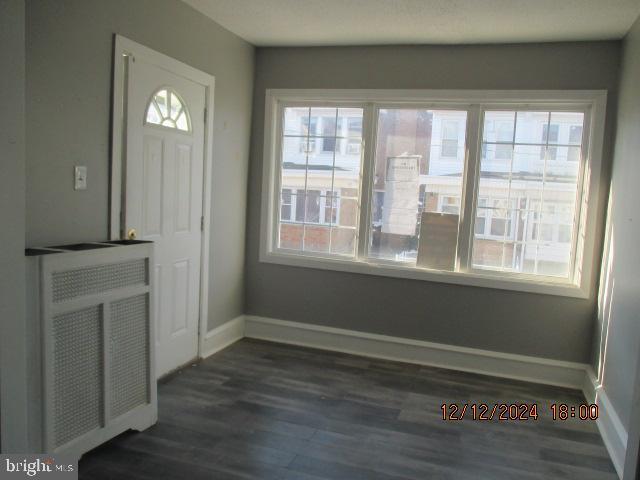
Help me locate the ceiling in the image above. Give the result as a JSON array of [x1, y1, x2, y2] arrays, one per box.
[[182, 0, 640, 47]]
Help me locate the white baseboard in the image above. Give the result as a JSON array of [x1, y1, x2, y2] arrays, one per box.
[[244, 315, 588, 389], [201, 315, 245, 359], [583, 367, 627, 479]]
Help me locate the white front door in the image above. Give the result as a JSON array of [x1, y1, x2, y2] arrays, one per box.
[[125, 57, 206, 377]]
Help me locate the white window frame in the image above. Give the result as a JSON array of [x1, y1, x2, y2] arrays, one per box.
[[260, 89, 607, 298]]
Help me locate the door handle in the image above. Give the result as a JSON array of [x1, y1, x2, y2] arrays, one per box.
[[127, 228, 137, 240]]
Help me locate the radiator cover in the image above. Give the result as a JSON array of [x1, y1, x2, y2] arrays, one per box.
[[25, 241, 157, 457]]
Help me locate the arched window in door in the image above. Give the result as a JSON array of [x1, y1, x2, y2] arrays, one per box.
[[145, 88, 191, 132]]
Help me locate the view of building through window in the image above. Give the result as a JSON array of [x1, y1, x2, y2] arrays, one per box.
[[369, 109, 467, 268], [279, 107, 363, 255], [474, 111, 583, 277], [275, 104, 585, 280]]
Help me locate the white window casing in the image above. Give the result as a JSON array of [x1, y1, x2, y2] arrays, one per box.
[[259, 89, 607, 298]]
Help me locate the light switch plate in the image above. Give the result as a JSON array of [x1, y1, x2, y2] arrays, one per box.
[[74, 166, 87, 190]]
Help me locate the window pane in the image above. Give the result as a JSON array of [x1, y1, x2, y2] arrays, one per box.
[[313, 107, 338, 137], [145, 88, 190, 132], [338, 198, 358, 228], [345, 114, 363, 137], [305, 190, 321, 223], [147, 103, 161, 124], [551, 112, 584, 145], [495, 143, 512, 160], [284, 107, 311, 136], [295, 193, 306, 222], [306, 145, 335, 192], [324, 192, 338, 225], [330, 227, 356, 255], [321, 136, 336, 153], [169, 92, 182, 119], [440, 196, 460, 214], [368, 109, 467, 270], [515, 111, 549, 143], [304, 225, 330, 253], [569, 125, 583, 145], [483, 111, 515, 143], [280, 190, 293, 221], [473, 110, 584, 277], [281, 136, 307, 190], [542, 123, 559, 144], [566, 146, 581, 162], [155, 89, 169, 118], [279, 223, 302, 250], [176, 112, 188, 131], [440, 120, 459, 157], [474, 199, 488, 235], [472, 237, 504, 269], [558, 224, 572, 243], [277, 106, 363, 256]]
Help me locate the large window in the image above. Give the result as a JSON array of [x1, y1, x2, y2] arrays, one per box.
[[262, 90, 606, 297]]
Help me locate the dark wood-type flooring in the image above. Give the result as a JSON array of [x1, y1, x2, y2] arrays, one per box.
[[79, 338, 616, 479]]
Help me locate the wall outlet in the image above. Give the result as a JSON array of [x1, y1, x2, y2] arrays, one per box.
[[74, 166, 87, 190]]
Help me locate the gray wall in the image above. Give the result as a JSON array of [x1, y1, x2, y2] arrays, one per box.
[[593, 17, 640, 429], [246, 42, 621, 363], [25, 0, 254, 330], [0, 0, 28, 451]]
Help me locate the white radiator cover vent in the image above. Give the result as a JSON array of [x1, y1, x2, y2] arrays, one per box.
[[53, 306, 104, 448], [109, 294, 149, 419], [25, 242, 157, 458], [52, 259, 147, 303]]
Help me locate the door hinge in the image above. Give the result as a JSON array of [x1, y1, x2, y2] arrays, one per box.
[[204, 107, 207, 123], [201, 216, 205, 232]]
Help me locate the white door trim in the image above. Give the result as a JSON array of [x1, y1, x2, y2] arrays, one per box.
[[110, 35, 215, 360]]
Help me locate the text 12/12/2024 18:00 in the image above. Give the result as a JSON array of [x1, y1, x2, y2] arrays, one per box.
[[441, 403, 599, 421]]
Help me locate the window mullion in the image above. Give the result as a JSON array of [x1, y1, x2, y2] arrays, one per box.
[[270, 101, 285, 253], [457, 105, 481, 272], [356, 103, 377, 261]]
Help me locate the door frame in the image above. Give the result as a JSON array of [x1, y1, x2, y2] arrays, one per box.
[[109, 35, 215, 361]]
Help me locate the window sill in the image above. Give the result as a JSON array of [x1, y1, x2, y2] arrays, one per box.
[[259, 249, 590, 299]]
